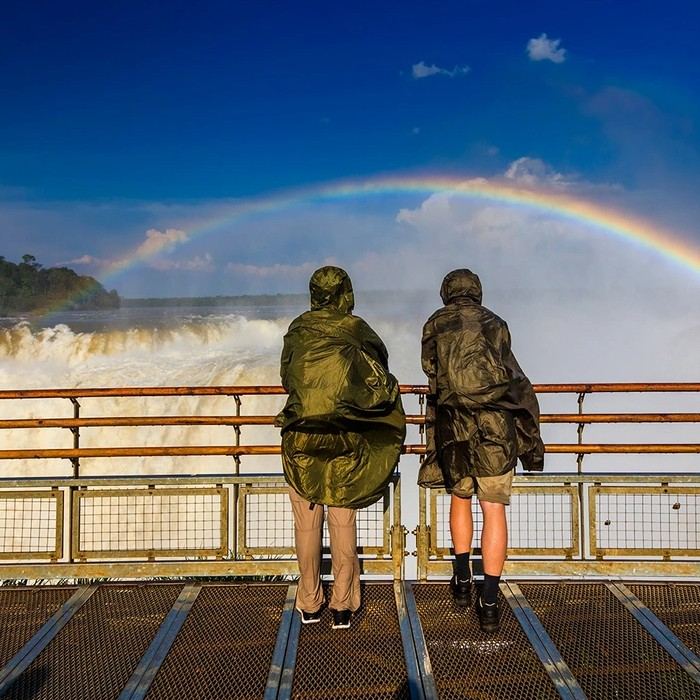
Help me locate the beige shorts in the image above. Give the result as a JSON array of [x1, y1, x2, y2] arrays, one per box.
[[451, 469, 514, 505]]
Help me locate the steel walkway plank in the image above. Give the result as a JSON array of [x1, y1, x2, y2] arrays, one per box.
[[503, 582, 587, 700], [394, 582, 427, 700], [275, 599, 302, 700], [117, 583, 202, 700], [606, 582, 700, 686], [264, 584, 298, 700]]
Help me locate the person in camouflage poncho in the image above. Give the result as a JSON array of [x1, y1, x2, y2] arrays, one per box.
[[420, 268, 543, 633]]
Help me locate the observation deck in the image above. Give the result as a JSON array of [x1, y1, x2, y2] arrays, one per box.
[[0, 384, 698, 699]]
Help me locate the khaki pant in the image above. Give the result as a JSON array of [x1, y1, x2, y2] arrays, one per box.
[[288, 486, 361, 613]]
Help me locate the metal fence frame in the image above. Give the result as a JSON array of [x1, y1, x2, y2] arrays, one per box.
[[0, 383, 699, 581], [0, 474, 404, 580]]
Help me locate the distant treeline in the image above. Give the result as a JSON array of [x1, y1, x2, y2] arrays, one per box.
[[122, 293, 307, 307], [0, 255, 120, 313]]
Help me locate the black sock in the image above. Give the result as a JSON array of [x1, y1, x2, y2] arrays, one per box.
[[454, 552, 471, 581], [482, 573, 500, 605]]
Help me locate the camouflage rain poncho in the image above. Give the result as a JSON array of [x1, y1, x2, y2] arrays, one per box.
[[419, 269, 544, 491]]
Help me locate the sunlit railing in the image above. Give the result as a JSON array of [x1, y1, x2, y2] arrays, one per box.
[[0, 383, 698, 580]]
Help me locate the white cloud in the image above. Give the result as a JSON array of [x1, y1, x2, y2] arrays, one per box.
[[527, 33, 566, 63], [504, 157, 573, 188], [135, 228, 189, 258], [412, 61, 470, 79]]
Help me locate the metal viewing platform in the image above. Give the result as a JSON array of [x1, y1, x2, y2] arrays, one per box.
[[0, 384, 698, 698]]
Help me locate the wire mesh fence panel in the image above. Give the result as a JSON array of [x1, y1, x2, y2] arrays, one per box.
[[593, 486, 700, 556], [430, 486, 577, 556], [75, 488, 226, 558], [241, 483, 392, 557], [0, 491, 62, 559], [242, 485, 295, 554], [507, 487, 577, 554]]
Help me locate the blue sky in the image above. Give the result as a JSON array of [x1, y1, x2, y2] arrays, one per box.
[[2, 0, 700, 297]]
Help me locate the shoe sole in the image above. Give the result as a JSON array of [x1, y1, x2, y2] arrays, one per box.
[[296, 607, 321, 624], [332, 622, 351, 629]]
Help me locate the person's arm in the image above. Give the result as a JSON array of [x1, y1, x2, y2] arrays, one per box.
[[357, 319, 389, 369], [279, 331, 293, 392], [421, 319, 438, 395]]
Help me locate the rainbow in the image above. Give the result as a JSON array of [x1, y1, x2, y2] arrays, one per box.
[[42, 173, 700, 315]]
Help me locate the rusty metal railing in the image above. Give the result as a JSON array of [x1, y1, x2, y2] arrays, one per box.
[[0, 383, 698, 581]]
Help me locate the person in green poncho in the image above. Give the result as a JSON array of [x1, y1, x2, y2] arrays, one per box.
[[277, 266, 405, 629]]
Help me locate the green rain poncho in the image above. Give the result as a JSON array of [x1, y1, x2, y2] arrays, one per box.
[[276, 266, 406, 509]]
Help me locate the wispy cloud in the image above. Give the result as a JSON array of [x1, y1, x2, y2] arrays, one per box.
[[150, 253, 214, 271], [57, 254, 110, 268], [526, 33, 566, 63], [226, 260, 332, 279], [411, 61, 470, 79]]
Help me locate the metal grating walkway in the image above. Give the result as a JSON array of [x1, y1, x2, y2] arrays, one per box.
[[0, 581, 698, 699]]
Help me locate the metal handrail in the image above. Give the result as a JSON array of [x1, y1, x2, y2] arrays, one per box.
[[0, 383, 699, 461], [3, 412, 700, 430], [1, 443, 700, 460], [0, 382, 699, 400]]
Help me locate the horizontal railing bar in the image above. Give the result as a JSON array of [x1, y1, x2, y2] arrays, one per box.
[[532, 383, 700, 393], [403, 444, 700, 455], [0, 472, 697, 489], [0, 416, 278, 428], [0, 386, 286, 399], [0, 382, 699, 400], [2, 444, 700, 459], [3, 413, 700, 430], [541, 413, 700, 423]]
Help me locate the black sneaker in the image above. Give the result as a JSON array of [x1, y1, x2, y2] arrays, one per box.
[[475, 597, 500, 633], [450, 574, 472, 607], [331, 609, 352, 629], [297, 607, 322, 624]]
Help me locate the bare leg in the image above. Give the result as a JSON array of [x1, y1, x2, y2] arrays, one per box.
[[450, 493, 474, 554], [480, 500, 507, 576]]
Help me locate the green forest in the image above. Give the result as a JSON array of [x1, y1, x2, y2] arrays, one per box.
[[0, 255, 120, 313]]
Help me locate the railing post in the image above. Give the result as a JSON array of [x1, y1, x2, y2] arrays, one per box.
[[391, 475, 406, 580], [69, 398, 80, 478], [231, 394, 242, 561], [414, 487, 430, 581], [576, 391, 587, 562]]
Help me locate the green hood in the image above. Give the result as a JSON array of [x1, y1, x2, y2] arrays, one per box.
[[277, 267, 406, 508], [309, 265, 355, 313]]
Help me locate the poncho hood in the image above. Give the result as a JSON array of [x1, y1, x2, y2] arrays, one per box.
[[309, 265, 355, 314], [440, 268, 483, 305]]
